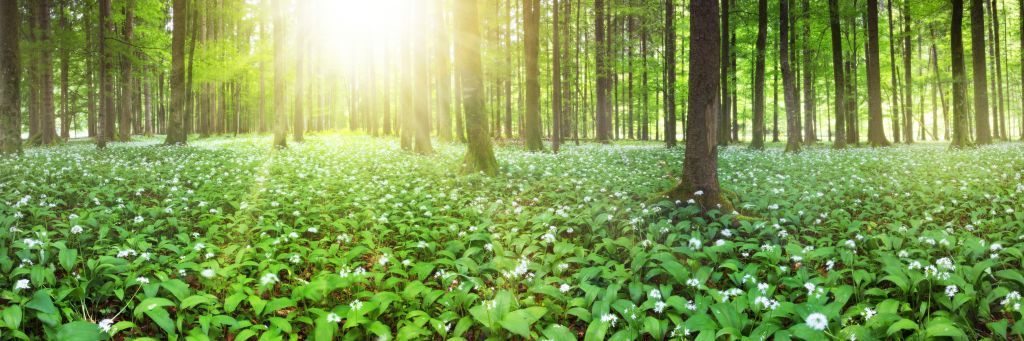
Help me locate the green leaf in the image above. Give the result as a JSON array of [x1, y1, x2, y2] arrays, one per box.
[[2, 306, 23, 329], [55, 321, 105, 341], [58, 249, 78, 272], [886, 319, 918, 336], [542, 324, 577, 341], [26, 291, 57, 315], [499, 307, 547, 337], [160, 279, 191, 301], [143, 307, 176, 335]]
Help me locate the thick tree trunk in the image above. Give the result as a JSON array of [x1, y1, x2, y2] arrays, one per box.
[[165, 0, 187, 145], [98, 0, 114, 148], [0, 0, 20, 154], [669, 0, 731, 212], [456, 0, 498, 175], [750, 0, 767, 150], [780, 0, 800, 153], [866, 0, 890, 146], [970, 0, 992, 144], [951, 0, 971, 148], [829, 0, 846, 148]]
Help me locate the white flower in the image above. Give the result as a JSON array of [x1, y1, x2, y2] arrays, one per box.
[[136, 276, 150, 284], [560, 284, 571, 293], [688, 238, 702, 250], [133, 216, 144, 224], [600, 313, 619, 327], [200, 269, 216, 278], [260, 273, 279, 286], [326, 312, 342, 323], [694, 190, 704, 196], [378, 254, 389, 266], [350, 300, 364, 311], [306, 227, 318, 233], [862, 307, 876, 320], [98, 318, 115, 333], [654, 301, 667, 313], [542, 233, 556, 243], [945, 285, 959, 298], [70, 225, 83, 234], [14, 279, 30, 291], [805, 312, 828, 331], [686, 278, 700, 287], [649, 289, 662, 300]]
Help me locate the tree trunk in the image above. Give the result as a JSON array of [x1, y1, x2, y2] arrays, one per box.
[[119, 0, 134, 142], [552, 0, 563, 153], [781, 0, 800, 152], [669, 0, 731, 212], [293, 1, 305, 142], [951, 0, 971, 148], [456, 0, 498, 175], [165, 0, 187, 145], [802, 0, 815, 144], [413, 0, 433, 155], [436, 0, 453, 142], [0, 0, 20, 154], [272, 0, 287, 148], [988, 0, 1007, 139], [718, 0, 730, 146], [829, 0, 846, 148], [902, 1, 914, 143], [750, 0, 767, 150], [98, 0, 113, 148], [664, 0, 676, 148], [595, 0, 610, 143], [970, 0, 991, 144], [59, 0, 69, 140], [886, 0, 901, 143], [866, 0, 890, 146], [523, 0, 542, 150]]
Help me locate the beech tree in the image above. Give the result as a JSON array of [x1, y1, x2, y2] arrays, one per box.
[[0, 0, 20, 155], [457, 0, 498, 175]]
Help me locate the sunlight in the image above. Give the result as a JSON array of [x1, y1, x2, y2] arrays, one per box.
[[307, 0, 412, 64]]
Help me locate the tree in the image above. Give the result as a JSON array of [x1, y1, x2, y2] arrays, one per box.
[[951, 0, 971, 148], [165, 0, 188, 145], [901, 0, 913, 143], [828, 0, 846, 149], [293, 0, 305, 143], [413, 0, 433, 155], [718, 0, 730, 146], [0, 0, 20, 155], [595, 0, 610, 143], [435, 0, 453, 143], [866, 0, 890, 147], [667, 0, 731, 212], [456, 0, 499, 175], [98, 0, 114, 149], [780, 0, 800, 153], [750, 0, 767, 150], [552, 0, 562, 153], [272, 0, 287, 148], [970, 0, 991, 144], [119, 0, 134, 142], [523, 0, 542, 151], [664, 0, 676, 148]]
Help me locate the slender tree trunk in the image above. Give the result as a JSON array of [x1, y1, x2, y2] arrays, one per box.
[[971, 0, 992, 144], [886, 0, 901, 143], [118, 0, 134, 141], [293, 1, 305, 142], [902, 1, 914, 143], [166, 0, 187, 145], [988, 0, 1007, 139], [59, 0, 69, 140], [829, 0, 846, 148], [664, 0, 677, 148], [718, 0, 730, 146], [272, 0, 287, 148], [98, 0, 113, 148], [0, 0, 20, 154], [750, 0, 767, 150], [413, 0, 433, 155], [552, 0, 563, 152], [436, 0, 453, 142], [781, 0, 800, 152], [802, 0, 815, 144], [773, 57, 780, 142], [595, 0, 610, 143]]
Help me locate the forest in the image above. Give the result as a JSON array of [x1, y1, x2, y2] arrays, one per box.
[[3, 0, 1024, 339]]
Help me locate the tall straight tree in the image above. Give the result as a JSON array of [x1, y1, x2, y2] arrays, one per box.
[[886, 0, 900, 143], [165, 0, 187, 145], [523, 0, 542, 151], [293, 0, 305, 142], [456, 0, 499, 175], [780, 0, 800, 153], [119, 0, 134, 142], [718, 0, 730, 146], [866, 0, 890, 146], [272, 0, 287, 148], [988, 0, 1005, 139], [98, 0, 114, 149], [951, 0, 971, 147], [828, 0, 846, 148], [902, 1, 913, 143], [750, 0, 767, 150], [413, 0, 433, 155], [801, 0, 815, 144], [970, 0, 991, 144], [664, 0, 677, 148], [0, 0, 20, 155], [668, 0, 730, 211], [552, 0, 562, 153], [595, 0, 610, 143], [435, 0, 453, 142]]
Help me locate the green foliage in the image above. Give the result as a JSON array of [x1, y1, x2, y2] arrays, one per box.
[[2, 136, 1024, 339]]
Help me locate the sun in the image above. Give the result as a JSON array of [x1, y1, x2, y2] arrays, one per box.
[[303, 0, 413, 64]]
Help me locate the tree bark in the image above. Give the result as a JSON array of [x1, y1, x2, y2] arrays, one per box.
[[119, 0, 134, 142], [413, 0, 434, 155], [664, 0, 676, 148], [829, 0, 846, 148], [523, 0, 542, 150], [951, 0, 971, 148], [718, 0, 730, 146], [436, 0, 453, 142], [970, 0, 992, 144], [552, 0, 563, 153], [902, 1, 914, 143], [0, 0, 20, 154], [456, 0, 499, 175], [272, 0, 287, 148], [866, 0, 890, 146], [750, 0, 767, 150], [781, 0, 801, 152]]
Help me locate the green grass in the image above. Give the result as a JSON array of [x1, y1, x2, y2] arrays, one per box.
[[2, 134, 1024, 340]]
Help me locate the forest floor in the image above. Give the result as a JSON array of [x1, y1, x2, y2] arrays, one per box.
[[2, 134, 1024, 340]]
